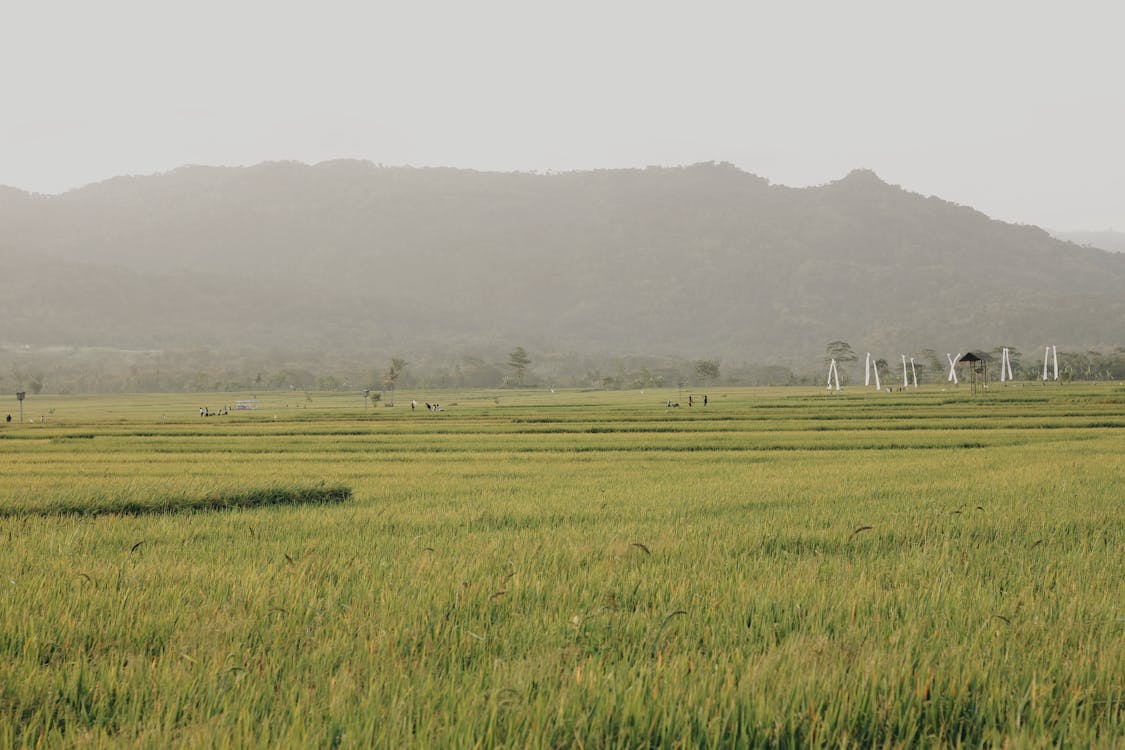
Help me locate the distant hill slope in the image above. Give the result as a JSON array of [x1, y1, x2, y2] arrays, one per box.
[[1051, 229, 1125, 253], [2, 161, 1123, 363]]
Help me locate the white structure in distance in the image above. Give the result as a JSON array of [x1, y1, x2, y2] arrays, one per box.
[[910, 357, 918, 388], [826, 358, 841, 391], [1043, 345, 1059, 381], [999, 348, 1015, 382], [864, 353, 882, 390], [946, 353, 961, 385]]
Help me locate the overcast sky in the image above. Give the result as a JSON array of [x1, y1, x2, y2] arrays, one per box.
[[2, 1, 1121, 230]]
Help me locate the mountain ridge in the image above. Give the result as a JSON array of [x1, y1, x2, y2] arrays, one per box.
[[1050, 228, 1125, 253], [1, 161, 1123, 365]]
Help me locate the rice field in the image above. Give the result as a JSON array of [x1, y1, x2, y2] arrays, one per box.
[[1, 384, 1122, 747]]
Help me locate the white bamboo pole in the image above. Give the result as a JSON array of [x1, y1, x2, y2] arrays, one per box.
[[902, 355, 908, 388], [865, 352, 872, 387], [873, 358, 881, 391], [1043, 346, 1050, 381], [910, 357, 918, 388], [1052, 345, 1058, 381]]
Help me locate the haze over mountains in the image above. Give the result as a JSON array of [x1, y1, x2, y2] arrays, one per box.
[[2, 161, 1123, 372], [1050, 229, 1125, 254]]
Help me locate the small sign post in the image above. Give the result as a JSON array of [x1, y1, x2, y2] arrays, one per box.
[[16, 391, 25, 424]]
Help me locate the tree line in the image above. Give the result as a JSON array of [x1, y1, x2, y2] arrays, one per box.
[[3, 343, 1125, 396]]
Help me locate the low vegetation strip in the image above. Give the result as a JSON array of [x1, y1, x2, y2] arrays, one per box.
[[0, 483, 351, 517]]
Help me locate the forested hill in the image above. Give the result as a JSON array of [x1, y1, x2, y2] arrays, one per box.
[[2, 161, 1123, 364]]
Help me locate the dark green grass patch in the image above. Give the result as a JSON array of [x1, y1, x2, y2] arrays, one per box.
[[0, 484, 351, 518]]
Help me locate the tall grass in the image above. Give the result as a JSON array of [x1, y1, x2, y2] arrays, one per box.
[[0, 385, 1121, 747]]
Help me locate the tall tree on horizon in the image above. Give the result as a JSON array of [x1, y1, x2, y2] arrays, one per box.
[[384, 358, 407, 405], [694, 359, 720, 386], [508, 347, 531, 386], [825, 341, 858, 385]]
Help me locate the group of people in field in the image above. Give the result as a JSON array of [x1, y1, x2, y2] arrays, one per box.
[[666, 394, 709, 408], [188, 394, 713, 418]]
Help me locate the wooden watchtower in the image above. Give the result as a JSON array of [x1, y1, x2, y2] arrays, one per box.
[[958, 352, 990, 395]]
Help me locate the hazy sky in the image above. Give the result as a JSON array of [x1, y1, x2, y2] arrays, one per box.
[[2, 1, 1122, 229]]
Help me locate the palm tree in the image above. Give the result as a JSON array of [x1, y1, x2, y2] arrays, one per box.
[[384, 358, 407, 406]]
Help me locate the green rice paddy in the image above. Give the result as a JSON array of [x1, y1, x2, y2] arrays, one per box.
[[1, 385, 1122, 747]]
